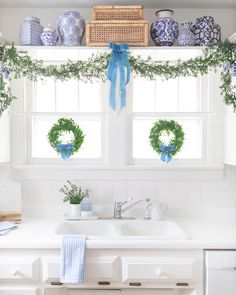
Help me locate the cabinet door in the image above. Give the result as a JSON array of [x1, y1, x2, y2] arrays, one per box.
[[0, 287, 38, 295], [42, 256, 120, 283], [45, 288, 67, 295], [0, 111, 10, 163], [122, 257, 197, 283], [121, 290, 177, 295]]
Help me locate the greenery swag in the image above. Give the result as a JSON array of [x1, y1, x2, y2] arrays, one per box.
[[149, 120, 185, 158], [1, 40, 236, 116], [48, 118, 84, 155]]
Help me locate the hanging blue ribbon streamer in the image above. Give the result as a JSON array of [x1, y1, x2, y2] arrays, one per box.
[[159, 144, 176, 163], [56, 143, 75, 160], [107, 43, 130, 111]]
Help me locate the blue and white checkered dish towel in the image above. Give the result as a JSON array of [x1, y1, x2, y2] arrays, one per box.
[[60, 235, 86, 284]]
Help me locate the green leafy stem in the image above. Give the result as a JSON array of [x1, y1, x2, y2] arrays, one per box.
[[1, 40, 236, 116]]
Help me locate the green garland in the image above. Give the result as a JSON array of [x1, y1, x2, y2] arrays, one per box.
[[1, 40, 236, 116], [48, 118, 84, 154], [149, 120, 185, 157]]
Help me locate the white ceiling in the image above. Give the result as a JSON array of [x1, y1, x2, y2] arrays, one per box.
[[0, 0, 236, 8]]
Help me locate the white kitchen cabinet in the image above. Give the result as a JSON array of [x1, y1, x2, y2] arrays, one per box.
[[0, 287, 38, 295], [42, 256, 120, 283], [0, 111, 10, 163], [0, 256, 38, 282], [225, 105, 236, 165], [122, 257, 197, 283], [0, 250, 203, 295]]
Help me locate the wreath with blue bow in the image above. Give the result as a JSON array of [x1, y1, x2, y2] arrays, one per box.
[[149, 120, 185, 163], [48, 118, 84, 160]]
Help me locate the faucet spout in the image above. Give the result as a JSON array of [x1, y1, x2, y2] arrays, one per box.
[[114, 197, 150, 219]]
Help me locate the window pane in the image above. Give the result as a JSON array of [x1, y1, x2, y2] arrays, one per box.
[[56, 80, 79, 112], [34, 78, 55, 112], [156, 78, 178, 112], [32, 117, 101, 159], [179, 77, 199, 112], [132, 117, 202, 159], [79, 81, 101, 112], [133, 77, 156, 112]]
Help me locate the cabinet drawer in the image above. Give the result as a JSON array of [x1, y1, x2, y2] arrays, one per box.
[[42, 256, 120, 283], [0, 257, 38, 282], [0, 287, 38, 295], [122, 257, 197, 283]]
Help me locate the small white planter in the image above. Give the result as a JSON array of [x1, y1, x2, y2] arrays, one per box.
[[70, 204, 81, 217]]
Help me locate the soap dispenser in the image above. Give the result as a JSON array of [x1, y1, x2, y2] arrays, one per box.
[[80, 190, 92, 217]]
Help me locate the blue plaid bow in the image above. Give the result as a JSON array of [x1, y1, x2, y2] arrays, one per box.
[[160, 144, 176, 163], [56, 143, 74, 160]]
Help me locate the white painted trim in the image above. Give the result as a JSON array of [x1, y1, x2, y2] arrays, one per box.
[[11, 165, 224, 180]]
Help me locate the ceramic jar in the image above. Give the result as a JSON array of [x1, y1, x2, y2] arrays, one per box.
[[40, 25, 58, 46], [177, 21, 195, 46], [150, 9, 179, 46], [57, 10, 85, 46], [192, 16, 221, 46], [20, 16, 43, 46]]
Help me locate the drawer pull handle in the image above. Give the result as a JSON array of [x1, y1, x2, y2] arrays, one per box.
[[11, 269, 22, 277], [129, 282, 142, 287], [98, 281, 110, 285], [51, 282, 63, 286], [176, 283, 189, 287], [156, 268, 162, 277]]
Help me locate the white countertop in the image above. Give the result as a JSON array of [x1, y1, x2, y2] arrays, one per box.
[[1, 216, 236, 249]]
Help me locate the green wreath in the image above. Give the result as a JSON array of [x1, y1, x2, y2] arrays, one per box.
[[48, 118, 84, 154], [149, 120, 185, 161]]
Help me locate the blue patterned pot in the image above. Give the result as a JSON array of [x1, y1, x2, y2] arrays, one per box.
[[40, 25, 58, 46], [177, 21, 195, 46], [150, 9, 179, 46], [192, 16, 221, 46], [57, 10, 85, 46], [20, 16, 43, 46]]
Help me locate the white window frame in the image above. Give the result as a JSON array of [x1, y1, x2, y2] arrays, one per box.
[[10, 47, 224, 168]]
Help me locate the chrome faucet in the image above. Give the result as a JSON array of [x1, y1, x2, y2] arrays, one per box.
[[113, 197, 150, 219]]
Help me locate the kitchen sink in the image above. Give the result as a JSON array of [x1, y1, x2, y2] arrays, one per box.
[[55, 220, 190, 240]]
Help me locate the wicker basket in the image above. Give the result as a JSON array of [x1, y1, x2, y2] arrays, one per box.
[[92, 5, 143, 21], [86, 20, 148, 47]]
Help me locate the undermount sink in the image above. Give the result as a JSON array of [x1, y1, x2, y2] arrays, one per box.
[[55, 220, 190, 240]]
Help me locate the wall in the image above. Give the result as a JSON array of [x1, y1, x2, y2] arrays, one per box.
[[0, 8, 236, 45], [0, 6, 236, 217]]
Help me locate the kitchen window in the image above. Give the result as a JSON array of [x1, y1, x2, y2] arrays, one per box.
[[11, 48, 223, 167]]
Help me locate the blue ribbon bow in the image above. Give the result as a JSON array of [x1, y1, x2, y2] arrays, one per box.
[[107, 43, 130, 111], [159, 144, 176, 163], [56, 143, 74, 160]]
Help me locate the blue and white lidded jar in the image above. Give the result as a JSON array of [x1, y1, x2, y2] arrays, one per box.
[[177, 21, 195, 46], [20, 16, 43, 46], [40, 25, 58, 46], [57, 10, 85, 46], [150, 9, 179, 46], [192, 16, 221, 46]]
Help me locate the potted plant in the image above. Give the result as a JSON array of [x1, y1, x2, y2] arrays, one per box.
[[60, 180, 87, 217]]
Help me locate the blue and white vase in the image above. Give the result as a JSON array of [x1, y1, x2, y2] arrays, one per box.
[[177, 21, 195, 46], [40, 25, 58, 46], [20, 16, 43, 46], [192, 16, 221, 46], [57, 10, 85, 46], [150, 9, 179, 46]]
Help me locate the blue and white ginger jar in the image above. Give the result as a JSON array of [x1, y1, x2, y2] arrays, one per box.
[[177, 21, 195, 46], [57, 10, 85, 46], [150, 9, 179, 46], [40, 25, 58, 46], [192, 16, 221, 46], [20, 16, 43, 46]]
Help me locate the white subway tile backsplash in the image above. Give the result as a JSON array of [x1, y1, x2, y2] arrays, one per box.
[[18, 166, 236, 214]]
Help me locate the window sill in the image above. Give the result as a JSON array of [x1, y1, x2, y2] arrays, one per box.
[[11, 164, 224, 181]]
